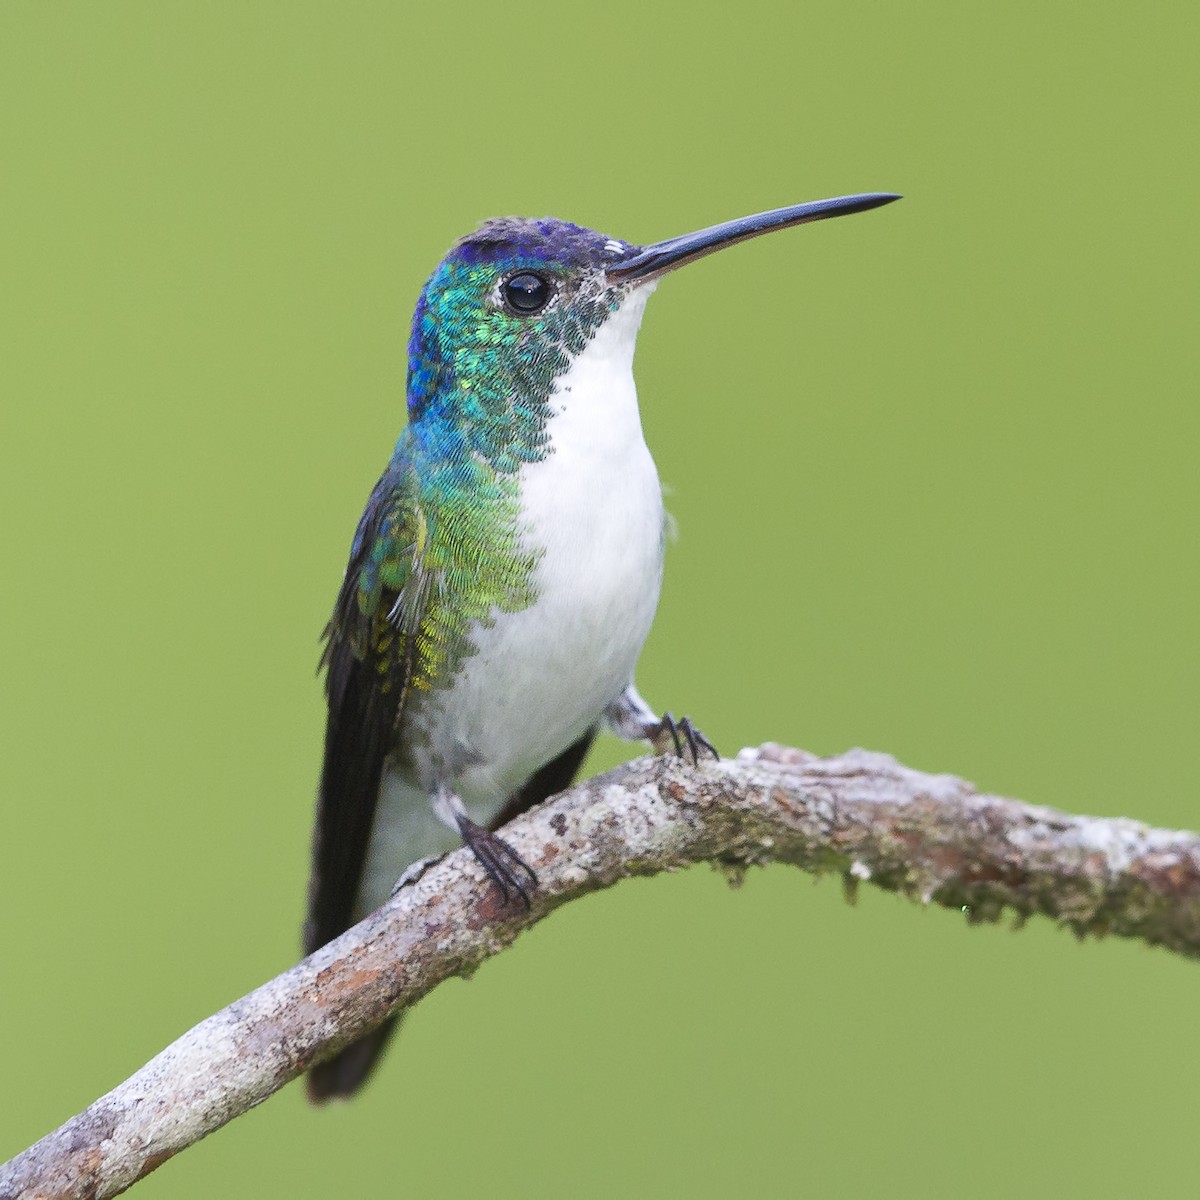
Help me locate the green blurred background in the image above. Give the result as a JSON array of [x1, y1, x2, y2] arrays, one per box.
[[2, 2, 1197, 1195]]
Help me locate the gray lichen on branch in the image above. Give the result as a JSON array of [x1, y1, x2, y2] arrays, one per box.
[[3, 744, 1200, 1200]]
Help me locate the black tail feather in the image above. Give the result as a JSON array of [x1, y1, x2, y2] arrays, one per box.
[[307, 1016, 401, 1103], [305, 728, 597, 1103]]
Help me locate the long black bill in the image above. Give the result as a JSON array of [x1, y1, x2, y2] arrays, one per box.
[[606, 192, 900, 285]]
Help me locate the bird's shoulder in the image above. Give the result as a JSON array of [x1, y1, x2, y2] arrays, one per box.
[[321, 446, 435, 690]]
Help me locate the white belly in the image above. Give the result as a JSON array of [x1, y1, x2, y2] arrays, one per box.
[[357, 286, 662, 913], [427, 427, 663, 805]]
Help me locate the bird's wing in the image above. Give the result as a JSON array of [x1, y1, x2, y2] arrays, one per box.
[[489, 727, 597, 831], [303, 451, 599, 1102], [303, 459, 430, 957]]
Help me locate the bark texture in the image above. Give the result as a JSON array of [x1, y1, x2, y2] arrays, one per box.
[[4, 744, 1200, 1200]]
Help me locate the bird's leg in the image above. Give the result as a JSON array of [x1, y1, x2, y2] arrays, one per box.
[[433, 784, 538, 909], [605, 684, 719, 766]]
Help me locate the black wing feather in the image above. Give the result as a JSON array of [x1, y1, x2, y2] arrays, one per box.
[[491, 726, 597, 830], [304, 483, 411, 957]]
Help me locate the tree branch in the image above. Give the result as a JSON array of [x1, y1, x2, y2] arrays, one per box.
[[5, 743, 1200, 1200]]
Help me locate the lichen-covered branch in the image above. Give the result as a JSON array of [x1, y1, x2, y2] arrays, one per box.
[[4, 744, 1200, 1200]]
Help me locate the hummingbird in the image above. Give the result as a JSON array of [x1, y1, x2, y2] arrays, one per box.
[[303, 191, 899, 1101]]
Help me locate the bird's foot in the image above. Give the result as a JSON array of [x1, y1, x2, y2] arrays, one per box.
[[604, 687, 719, 766], [456, 815, 538, 910], [651, 712, 719, 766]]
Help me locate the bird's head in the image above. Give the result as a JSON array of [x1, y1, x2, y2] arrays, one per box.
[[404, 195, 900, 453]]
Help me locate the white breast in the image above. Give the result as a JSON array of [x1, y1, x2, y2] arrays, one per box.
[[415, 285, 664, 810], [358, 288, 664, 915]]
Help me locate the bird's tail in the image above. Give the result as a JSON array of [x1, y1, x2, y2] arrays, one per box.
[[304, 729, 599, 1103], [306, 1015, 401, 1103]]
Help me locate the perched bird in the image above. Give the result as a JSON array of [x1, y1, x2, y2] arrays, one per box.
[[304, 192, 899, 1100]]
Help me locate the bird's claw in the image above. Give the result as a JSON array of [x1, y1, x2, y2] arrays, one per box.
[[457, 816, 538, 910], [654, 712, 719, 766]]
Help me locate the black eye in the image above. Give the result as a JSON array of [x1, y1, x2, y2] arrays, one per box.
[[502, 271, 553, 315]]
